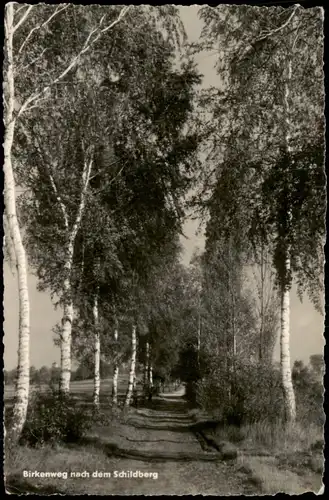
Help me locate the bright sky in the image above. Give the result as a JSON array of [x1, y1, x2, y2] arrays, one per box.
[[3, 6, 325, 370]]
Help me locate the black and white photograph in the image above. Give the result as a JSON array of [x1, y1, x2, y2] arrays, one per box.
[[3, 2, 325, 495]]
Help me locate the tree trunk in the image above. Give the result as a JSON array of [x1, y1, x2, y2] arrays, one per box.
[[3, 212, 17, 275], [197, 294, 201, 367], [144, 341, 150, 397], [148, 362, 154, 402], [259, 244, 265, 362], [149, 362, 153, 389], [280, 260, 296, 422], [4, 3, 30, 440], [280, 43, 297, 422], [112, 320, 119, 405], [60, 294, 73, 394], [125, 324, 137, 407], [60, 242, 74, 393], [93, 293, 100, 407]]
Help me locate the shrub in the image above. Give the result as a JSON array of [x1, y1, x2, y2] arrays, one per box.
[[20, 387, 93, 447], [196, 360, 286, 425], [292, 361, 324, 427]]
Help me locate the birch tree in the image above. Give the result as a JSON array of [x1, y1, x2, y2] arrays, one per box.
[[197, 5, 325, 422], [4, 2, 31, 441], [13, 2, 200, 403], [252, 244, 279, 363], [17, 88, 101, 393], [92, 290, 100, 406], [3, 2, 132, 435], [125, 324, 138, 407], [112, 318, 119, 405]]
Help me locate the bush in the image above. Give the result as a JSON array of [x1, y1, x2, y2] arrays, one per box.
[[196, 360, 285, 425], [20, 387, 93, 447], [292, 361, 324, 427]]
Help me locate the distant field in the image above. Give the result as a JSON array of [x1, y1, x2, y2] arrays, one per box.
[[4, 374, 142, 403]]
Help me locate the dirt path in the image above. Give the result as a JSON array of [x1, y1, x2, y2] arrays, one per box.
[[88, 388, 251, 495], [125, 390, 209, 456], [6, 387, 322, 495]]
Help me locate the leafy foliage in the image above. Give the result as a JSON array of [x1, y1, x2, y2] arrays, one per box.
[[196, 361, 285, 425], [193, 5, 325, 306], [292, 357, 324, 427], [20, 387, 93, 447]]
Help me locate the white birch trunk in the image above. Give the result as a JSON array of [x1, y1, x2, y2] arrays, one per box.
[[59, 158, 93, 394], [197, 320, 201, 352], [93, 293, 100, 407], [280, 50, 296, 422], [3, 212, 17, 275], [112, 366, 119, 405], [144, 341, 149, 396], [280, 264, 296, 422], [149, 362, 153, 389], [4, 3, 30, 439], [259, 244, 265, 362], [197, 294, 201, 366], [60, 271, 73, 394], [3, 3, 128, 425], [60, 231, 75, 394], [112, 322, 119, 405], [125, 324, 137, 407]]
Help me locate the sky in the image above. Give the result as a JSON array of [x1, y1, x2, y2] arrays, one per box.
[[3, 6, 325, 370]]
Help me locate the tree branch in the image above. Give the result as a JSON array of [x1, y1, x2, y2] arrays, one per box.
[[70, 154, 93, 245], [255, 5, 299, 44], [90, 163, 126, 196], [15, 4, 31, 16], [18, 120, 69, 230], [17, 5, 131, 118], [13, 5, 34, 33], [20, 48, 47, 72], [88, 159, 120, 181], [18, 4, 70, 54], [22, 93, 51, 114], [231, 6, 299, 70], [46, 169, 69, 231]]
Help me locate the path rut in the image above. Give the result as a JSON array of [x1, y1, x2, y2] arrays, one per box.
[[87, 388, 250, 495]]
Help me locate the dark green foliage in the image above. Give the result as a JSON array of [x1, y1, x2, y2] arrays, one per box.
[[261, 143, 325, 302], [194, 4, 325, 311], [292, 358, 324, 427], [173, 344, 208, 384], [16, 4, 202, 310], [196, 361, 285, 426], [4, 368, 17, 385], [72, 359, 112, 381], [14, 6, 202, 397], [20, 387, 93, 447], [192, 354, 324, 428]]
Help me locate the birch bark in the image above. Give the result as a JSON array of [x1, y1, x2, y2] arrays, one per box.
[[4, 3, 30, 439], [125, 324, 137, 407], [112, 320, 119, 404]]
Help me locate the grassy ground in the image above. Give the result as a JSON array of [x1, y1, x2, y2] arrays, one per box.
[[191, 409, 324, 495], [4, 382, 324, 495]]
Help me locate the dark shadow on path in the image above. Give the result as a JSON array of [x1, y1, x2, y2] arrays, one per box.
[[77, 388, 227, 464], [125, 422, 192, 433], [104, 443, 223, 462], [70, 435, 223, 463]]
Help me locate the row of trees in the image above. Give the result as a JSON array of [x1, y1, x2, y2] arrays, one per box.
[[4, 3, 202, 439], [4, 361, 116, 386], [189, 4, 325, 422], [5, 365, 60, 386], [4, 4, 324, 442]]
